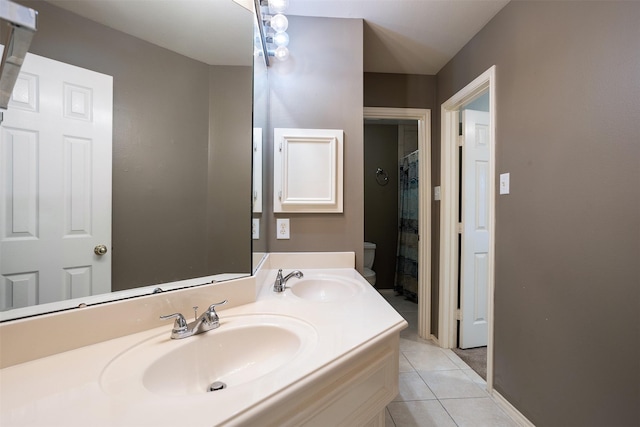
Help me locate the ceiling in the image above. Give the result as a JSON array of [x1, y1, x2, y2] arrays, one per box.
[[43, 0, 254, 66], [42, 0, 511, 75], [287, 0, 510, 75]]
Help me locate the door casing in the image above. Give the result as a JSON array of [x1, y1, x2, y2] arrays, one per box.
[[439, 66, 496, 390], [363, 107, 431, 340]]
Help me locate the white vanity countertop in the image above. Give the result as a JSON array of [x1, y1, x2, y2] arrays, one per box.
[[0, 267, 406, 427]]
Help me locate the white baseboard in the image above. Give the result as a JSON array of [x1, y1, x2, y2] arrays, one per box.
[[491, 390, 535, 427]]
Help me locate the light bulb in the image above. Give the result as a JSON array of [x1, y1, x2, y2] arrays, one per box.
[[270, 14, 288, 33], [274, 46, 289, 61], [272, 31, 289, 47], [268, 0, 289, 14]]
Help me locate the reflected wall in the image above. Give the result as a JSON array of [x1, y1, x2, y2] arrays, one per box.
[[16, 0, 252, 292]]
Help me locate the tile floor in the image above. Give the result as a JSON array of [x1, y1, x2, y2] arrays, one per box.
[[379, 289, 520, 427]]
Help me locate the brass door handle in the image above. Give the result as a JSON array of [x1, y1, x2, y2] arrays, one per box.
[[94, 244, 108, 256]]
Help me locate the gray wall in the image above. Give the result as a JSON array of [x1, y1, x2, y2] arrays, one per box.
[[437, 2, 640, 425], [19, 1, 252, 291], [364, 124, 399, 288], [208, 66, 253, 274], [364, 73, 437, 109], [267, 16, 364, 270]]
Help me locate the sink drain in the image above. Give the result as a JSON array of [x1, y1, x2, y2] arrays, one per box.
[[207, 381, 227, 392]]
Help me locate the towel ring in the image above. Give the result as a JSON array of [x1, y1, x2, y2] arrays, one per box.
[[376, 168, 389, 186]]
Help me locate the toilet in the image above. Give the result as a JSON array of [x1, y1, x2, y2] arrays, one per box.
[[363, 242, 376, 286]]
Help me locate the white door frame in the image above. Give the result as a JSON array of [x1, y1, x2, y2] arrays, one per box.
[[439, 66, 496, 390], [364, 107, 431, 340]]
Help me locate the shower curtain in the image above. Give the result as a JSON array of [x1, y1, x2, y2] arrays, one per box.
[[394, 150, 419, 301]]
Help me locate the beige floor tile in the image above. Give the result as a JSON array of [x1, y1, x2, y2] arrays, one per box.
[[400, 337, 439, 352], [441, 348, 471, 369], [400, 327, 421, 342], [461, 368, 487, 387], [399, 353, 415, 373], [417, 369, 488, 399], [403, 348, 460, 371], [387, 401, 457, 427], [393, 371, 437, 401], [440, 397, 520, 427], [400, 310, 419, 324], [392, 298, 420, 313]]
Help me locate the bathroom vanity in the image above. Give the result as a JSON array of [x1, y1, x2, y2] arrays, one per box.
[[0, 253, 407, 426]]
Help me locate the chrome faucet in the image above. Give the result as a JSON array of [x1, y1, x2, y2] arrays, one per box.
[[273, 269, 303, 292], [160, 300, 227, 339]]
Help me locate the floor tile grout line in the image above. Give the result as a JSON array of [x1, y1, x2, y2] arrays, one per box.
[[383, 291, 520, 427], [385, 407, 397, 427], [438, 398, 462, 427], [392, 398, 440, 402]]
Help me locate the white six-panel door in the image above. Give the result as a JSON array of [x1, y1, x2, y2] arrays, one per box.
[[0, 51, 113, 310], [459, 109, 490, 349]]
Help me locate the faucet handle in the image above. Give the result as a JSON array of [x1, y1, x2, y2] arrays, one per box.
[[209, 300, 228, 308], [206, 300, 228, 316], [159, 312, 188, 333], [273, 269, 284, 292], [201, 300, 228, 329]]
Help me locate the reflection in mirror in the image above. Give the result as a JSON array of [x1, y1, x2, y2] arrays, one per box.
[[0, 0, 254, 321], [251, 8, 268, 268]]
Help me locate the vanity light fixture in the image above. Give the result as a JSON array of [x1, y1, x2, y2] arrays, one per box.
[[267, 0, 289, 14], [258, 0, 290, 62], [0, 0, 38, 122]]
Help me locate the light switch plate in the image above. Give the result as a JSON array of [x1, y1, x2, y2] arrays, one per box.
[[252, 218, 259, 240], [277, 218, 290, 239], [500, 173, 510, 195], [434, 186, 441, 201]]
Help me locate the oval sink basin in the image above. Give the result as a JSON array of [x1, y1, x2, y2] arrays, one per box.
[[100, 314, 317, 396], [289, 276, 366, 302]]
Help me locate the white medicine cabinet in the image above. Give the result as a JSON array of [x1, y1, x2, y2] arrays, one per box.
[[273, 128, 344, 213]]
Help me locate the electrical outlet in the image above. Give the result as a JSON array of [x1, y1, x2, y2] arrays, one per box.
[[252, 218, 259, 240], [277, 218, 290, 239]]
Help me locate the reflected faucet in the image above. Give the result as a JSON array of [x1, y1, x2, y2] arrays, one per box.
[[273, 269, 303, 293], [160, 300, 227, 339]]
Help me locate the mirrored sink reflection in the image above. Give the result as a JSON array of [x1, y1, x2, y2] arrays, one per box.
[[100, 314, 317, 396], [289, 275, 366, 302]]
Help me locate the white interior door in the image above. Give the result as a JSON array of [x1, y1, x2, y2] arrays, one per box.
[[459, 109, 490, 349], [0, 51, 113, 310]]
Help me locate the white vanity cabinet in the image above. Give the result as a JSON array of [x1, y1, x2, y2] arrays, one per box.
[[273, 128, 344, 213], [235, 332, 401, 427]]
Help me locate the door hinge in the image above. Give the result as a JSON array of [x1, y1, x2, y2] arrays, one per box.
[[278, 142, 283, 152], [455, 309, 462, 321], [457, 223, 463, 234], [278, 190, 282, 200], [458, 135, 464, 147]]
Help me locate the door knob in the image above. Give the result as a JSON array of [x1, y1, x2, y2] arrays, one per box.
[[94, 244, 108, 255]]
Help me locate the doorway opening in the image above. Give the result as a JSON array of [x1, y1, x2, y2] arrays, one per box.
[[439, 66, 496, 390], [363, 107, 431, 339]]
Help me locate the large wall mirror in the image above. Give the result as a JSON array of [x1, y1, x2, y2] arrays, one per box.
[[0, 0, 256, 321]]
